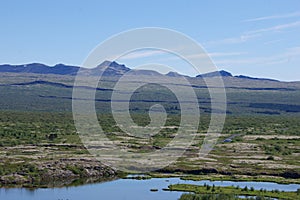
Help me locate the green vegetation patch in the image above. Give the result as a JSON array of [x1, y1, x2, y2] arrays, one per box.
[[169, 184, 300, 200]]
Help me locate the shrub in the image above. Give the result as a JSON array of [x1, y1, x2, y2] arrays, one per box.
[[267, 156, 274, 160], [242, 186, 248, 191]]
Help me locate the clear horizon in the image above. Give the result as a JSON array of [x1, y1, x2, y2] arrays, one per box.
[[0, 0, 299, 81]]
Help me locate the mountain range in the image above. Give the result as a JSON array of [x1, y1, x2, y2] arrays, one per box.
[[0, 61, 280, 82], [1, 60, 300, 115]]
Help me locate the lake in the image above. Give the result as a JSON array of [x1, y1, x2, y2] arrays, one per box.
[[0, 177, 299, 200]]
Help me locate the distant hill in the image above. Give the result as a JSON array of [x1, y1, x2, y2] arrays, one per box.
[[196, 70, 279, 82], [0, 63, 79, 75], [0, 61, 130, 76], [234, 75, 279, 82]]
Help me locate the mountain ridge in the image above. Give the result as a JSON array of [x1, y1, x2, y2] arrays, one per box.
[[0, 61, 282, 82]]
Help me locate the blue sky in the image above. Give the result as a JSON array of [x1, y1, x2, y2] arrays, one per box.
[[0, 0, 299, 80]]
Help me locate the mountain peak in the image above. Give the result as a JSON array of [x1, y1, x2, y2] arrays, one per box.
[[165, 71, 185, 77], [196, 70, 233, 78], [98, 60, 127, 69], [92, 60, 130, 76]]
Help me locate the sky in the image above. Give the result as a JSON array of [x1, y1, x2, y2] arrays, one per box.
[[0, 0, 300, 81]]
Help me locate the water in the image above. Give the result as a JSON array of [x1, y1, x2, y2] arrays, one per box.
[[0, 178, 299, 200]]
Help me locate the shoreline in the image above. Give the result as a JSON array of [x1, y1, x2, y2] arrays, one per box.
[[1, 171, 299, 189]]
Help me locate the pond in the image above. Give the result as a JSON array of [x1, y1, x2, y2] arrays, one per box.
[[0, 177, 299, 200]]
